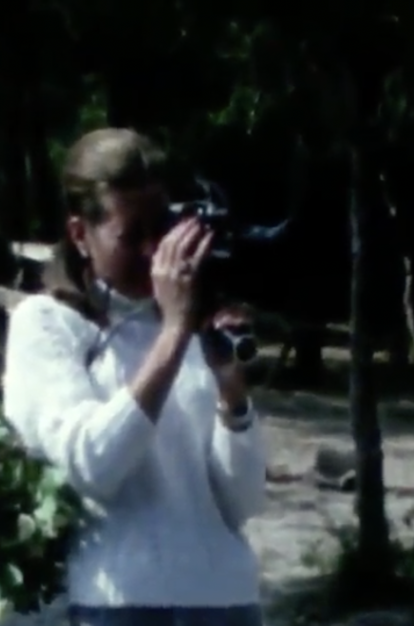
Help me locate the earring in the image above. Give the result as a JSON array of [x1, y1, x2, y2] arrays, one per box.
[[79, 249, 89, 259]]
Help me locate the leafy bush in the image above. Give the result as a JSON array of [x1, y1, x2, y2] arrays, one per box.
[[0, 419, 80, 613]]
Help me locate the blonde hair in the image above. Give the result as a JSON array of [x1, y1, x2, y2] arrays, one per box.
[[43, 128, 166, 321]]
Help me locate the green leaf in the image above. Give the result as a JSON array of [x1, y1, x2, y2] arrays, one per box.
[[34, 495, 59, 537], [0, 599, 14, 619], [5, 564, 23, 588], [17, 514, 37, 542]]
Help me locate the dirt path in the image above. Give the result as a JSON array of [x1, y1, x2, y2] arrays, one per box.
[[247, 385, 414, 621]]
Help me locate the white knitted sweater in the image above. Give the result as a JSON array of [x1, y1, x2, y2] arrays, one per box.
[[3, 291, 266, 608]]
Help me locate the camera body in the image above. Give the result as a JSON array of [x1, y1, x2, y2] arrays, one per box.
[[169, 179, 235, 262], [169, 178, 291, 361]]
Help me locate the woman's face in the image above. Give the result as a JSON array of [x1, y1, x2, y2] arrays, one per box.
[[67, 183, 171, 298]]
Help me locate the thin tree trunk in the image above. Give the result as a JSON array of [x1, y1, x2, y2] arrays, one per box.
[[349, 147, 390, 576], [403, 256, 414, 362]]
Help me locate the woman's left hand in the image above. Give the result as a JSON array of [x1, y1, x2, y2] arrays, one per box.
[[201, 305, 252, 410]]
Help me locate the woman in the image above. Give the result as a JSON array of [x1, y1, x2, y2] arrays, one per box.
[[4, 129, 266, 626]]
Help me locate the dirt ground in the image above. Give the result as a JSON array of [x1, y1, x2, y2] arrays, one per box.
[[246, 346, 414, 623]]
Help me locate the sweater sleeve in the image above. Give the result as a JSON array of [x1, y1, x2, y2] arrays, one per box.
[[3, 295, 155, 501], [207, 402, 267, 528]]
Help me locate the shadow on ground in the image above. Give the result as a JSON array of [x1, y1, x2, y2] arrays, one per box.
[[249, 345, 414, 400], [250, 346, 414, 440]]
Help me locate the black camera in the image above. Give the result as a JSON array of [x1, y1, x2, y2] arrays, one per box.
[[169, 178, 292, 362]]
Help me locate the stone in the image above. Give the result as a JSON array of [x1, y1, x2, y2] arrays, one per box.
[[341, 610, 413, 626]]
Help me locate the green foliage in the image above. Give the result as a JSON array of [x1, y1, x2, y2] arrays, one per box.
[[3, 0, 414, 234], [48, 74, 108, 175], [0, 419, 80, 613], [301, 519, 359, 576], [301, 515, 414, 615]]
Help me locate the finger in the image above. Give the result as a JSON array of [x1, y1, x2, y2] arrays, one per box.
[[214, 315, 245, 329], [214, 314, 234, 326], [174, 221, 204, 262], [153, 218, 194, 270], [151, 237, 174, 276], [192, 231, 213, 270], [151, 241, 164, 275], [167, 218, 197, 245], [159, 217, 195, 252], [215, 302, 253, 324], [201, 311, 249, 333], [150, 253, 164, 280], [165, 219, 200, 265]]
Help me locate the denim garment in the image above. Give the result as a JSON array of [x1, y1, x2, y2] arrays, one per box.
[[69, 604, 263, 626]]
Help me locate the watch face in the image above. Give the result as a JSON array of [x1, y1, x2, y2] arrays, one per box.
[[232, 399, 250, 418], [235, 336, 257, 363]]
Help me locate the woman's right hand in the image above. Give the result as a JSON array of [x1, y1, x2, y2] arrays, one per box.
[[151, 218, 213, 333]]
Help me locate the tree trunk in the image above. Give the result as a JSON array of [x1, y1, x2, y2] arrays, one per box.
[[403, 255, 414, 362], [349, 147, 391, 581]]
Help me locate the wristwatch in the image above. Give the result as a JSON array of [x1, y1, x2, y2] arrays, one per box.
[[216, 397, 254, 431]]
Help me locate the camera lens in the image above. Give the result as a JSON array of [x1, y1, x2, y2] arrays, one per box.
[[235, 337, 257, 363], [203, 327, 233, 360]]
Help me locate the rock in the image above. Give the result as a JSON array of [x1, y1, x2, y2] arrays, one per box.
[[335, 610, 414, 626], [314, 445, 356, 492]]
